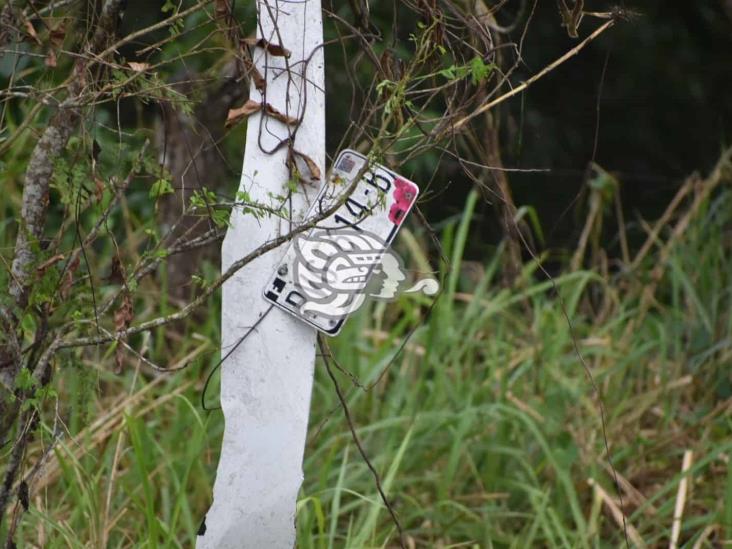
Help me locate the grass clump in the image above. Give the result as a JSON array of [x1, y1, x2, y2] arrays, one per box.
[[8, 155, 732, 548]]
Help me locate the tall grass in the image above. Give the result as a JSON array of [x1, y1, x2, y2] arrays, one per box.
[[8, 177, 732, 547]]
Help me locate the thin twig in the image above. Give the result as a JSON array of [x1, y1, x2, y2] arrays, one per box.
[[318, 336, 406, 549], [444, 19, 615, 135]]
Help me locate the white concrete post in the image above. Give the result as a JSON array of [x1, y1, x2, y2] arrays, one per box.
[[197, 1, 324, 547]]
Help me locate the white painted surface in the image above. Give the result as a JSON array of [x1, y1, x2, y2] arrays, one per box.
[[197, 1, 324, 547]]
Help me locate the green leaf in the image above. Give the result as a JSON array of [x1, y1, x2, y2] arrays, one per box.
[[376, 79, 395, 97], [439, 62, 474, 82], [470, 56, 493, 85], [20, 313, 36, 340], [235, 190, 252, 203], [15, 368, 34, 391], [439, 66, 456, 80], [191, 275, 207, 289], [149, 178, 174, 199], [211, 209, 230, 228]]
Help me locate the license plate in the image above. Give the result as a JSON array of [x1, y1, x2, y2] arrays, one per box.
[[263, 149, 420, 335]]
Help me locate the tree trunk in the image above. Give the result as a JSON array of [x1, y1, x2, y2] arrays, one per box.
[[155, 65, 247, 304]]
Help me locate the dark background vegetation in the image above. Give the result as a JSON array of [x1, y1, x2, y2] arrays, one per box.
[[108, 0, 732, 257], [506, 0, 732, 251], [403, 0, 732, 258]]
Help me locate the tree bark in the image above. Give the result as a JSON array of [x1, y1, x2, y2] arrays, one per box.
[[156, 66, 248, 303]]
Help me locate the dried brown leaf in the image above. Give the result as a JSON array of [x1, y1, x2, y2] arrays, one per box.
[[241, 37, 291, 57], [128, 61, 150, 72], [113, 292, 133, 374], [264, 103, 299, 126], [36, 254, 65, 274], [107, 255, 126, 285], [59, 270, 74, 301], [237, 40, 267, 91], [23, 19, 41, 45], [248, 64, 266, 91], [114, 293, 133, 334], [94, 176, 105, 202], [44, 49, 57, 68], [294, 150, 321, 181], [225, 99, 262, 128], [49, 24, 65, 48]]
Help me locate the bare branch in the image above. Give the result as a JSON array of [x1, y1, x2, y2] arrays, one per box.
[[441, 19, 615, 137]]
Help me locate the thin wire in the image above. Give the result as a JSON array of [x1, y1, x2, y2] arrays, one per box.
[[319, 335, 407, 549], [201, 304, 275, 411], [513, 226, 631, 549]]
